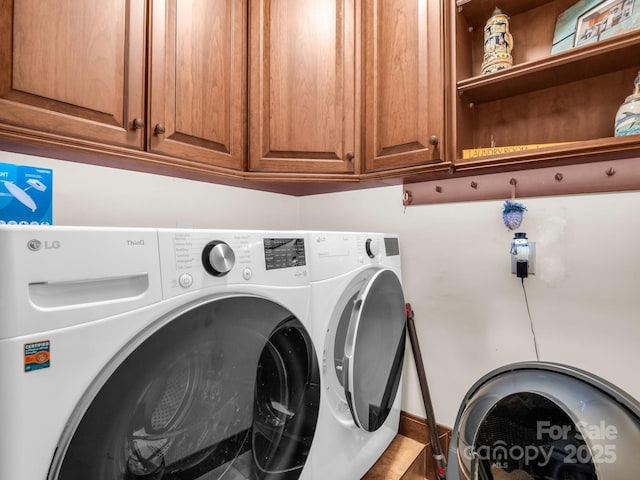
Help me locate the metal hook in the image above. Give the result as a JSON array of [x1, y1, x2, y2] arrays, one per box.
[[402, 190, 413, 213], [510, 178, 518, 199]]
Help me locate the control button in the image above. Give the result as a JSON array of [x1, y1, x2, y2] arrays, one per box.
[[365, 238, 379, 259], [242, 268, 253, 280], [202, 241, 236, 276], [178, 273, 193, 289]]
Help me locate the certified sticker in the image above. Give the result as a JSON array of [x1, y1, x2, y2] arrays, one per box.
[[24, 340, 50, 372]]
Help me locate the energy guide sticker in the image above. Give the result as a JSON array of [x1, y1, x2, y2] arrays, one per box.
[[24, 341, 50, 372]]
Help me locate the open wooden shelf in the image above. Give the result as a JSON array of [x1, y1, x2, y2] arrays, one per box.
[[458, 32, 640, 104], [450, 0, 640, 168]]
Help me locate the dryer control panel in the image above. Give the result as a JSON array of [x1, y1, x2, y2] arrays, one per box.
[[157, 229, 309, 298], [307, 232, 401, 282]]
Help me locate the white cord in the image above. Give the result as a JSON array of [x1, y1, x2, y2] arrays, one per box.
[[521, 278, 540, 361]]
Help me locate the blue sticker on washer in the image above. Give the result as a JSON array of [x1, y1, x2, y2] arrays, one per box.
[[24, 340, 50, 372]]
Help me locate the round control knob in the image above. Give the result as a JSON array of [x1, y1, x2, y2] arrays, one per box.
[[365, 238, 379, 259], [202, 241, 235, 276]]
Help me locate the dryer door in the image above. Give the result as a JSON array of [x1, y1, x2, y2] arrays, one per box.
[[333, 269, 406, 432], [50, 296, 320, 480]]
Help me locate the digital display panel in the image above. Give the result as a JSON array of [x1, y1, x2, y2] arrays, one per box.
[[264, 238, 306, 270], [384, 237, 400, 256]]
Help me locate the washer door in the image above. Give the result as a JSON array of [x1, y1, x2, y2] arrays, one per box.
[[50, 296, 320, 480], [331, 269, 406, 432]]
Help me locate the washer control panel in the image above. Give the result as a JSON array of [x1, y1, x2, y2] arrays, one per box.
[[263, 237, 306, 270], [157, 229, 309, 298]]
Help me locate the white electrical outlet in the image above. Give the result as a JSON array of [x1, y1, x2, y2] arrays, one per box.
[[511, 241, 536, 275]]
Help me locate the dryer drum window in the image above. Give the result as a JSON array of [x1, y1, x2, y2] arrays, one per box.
[[51, 297, 320, 480], [448, 363, 640, 480]]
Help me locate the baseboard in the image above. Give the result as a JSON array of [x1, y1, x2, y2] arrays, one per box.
[[399, 411, 452, 479], [399, 411, 451, 448]]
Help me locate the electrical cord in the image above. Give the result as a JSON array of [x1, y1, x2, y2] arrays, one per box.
[[521, 278, 540, 361]]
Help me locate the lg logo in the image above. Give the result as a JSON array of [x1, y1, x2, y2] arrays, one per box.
[[27, 239, 61, 251]]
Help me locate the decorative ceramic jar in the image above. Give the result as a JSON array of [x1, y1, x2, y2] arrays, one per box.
[[481, 7, 513, 75], [614, 71, 640, 137]]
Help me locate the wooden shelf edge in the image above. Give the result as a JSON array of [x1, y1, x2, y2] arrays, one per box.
[[0, 124, 435, 196], [360, 162, 453, 180], [5, 123, 640, 201], [457, 32, 640, 104]]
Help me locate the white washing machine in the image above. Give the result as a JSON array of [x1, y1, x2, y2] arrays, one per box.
[[0, 225, 320, 480], [306, 232, 406, 480]]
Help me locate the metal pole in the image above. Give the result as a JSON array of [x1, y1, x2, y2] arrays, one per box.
[[405, 303, 447, 480]]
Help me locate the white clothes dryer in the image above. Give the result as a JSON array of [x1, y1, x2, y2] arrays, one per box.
[[0, 226, 320, 480], [306, 232, 406, 480]]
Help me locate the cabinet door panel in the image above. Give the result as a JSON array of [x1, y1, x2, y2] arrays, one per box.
[[149, 0, 246, 170], [249, 0, 357, 173], [0, 0, 145, 148], [363, 0, 444, 171]]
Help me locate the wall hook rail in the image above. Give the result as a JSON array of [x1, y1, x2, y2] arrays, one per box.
[[402, 157, 640, 206]]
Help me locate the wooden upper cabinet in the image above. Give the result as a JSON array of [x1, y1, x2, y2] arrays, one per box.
[[0, 0, 146, 148], [149, 0, 246, 170], [0, 0, 448, 184], [363, 0, 445, 172], [249, 0, 357, 174]]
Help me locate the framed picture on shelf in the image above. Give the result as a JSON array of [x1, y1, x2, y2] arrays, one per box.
[[551, 0, 640, 54]]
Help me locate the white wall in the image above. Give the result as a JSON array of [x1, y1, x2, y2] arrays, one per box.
[[5, 150, 640, 429], [300, 185, 640, 427], [0, 151, 300, 229]]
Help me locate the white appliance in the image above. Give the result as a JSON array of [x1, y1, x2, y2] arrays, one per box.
[[0, 226, 320, 480], [306, 232, 406, 480], [447, 362, 640, 480]]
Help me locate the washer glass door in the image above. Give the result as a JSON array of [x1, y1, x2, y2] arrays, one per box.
[[51, 296, 320, 480], [332, 269, 406, 432]]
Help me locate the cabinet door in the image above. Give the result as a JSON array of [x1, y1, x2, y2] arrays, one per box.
[[0, 0, 146, 148], [249, 0, 357, 174], [149, 0, 246, 170], [363, 0, 444, 172]]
